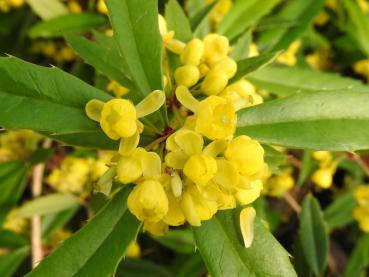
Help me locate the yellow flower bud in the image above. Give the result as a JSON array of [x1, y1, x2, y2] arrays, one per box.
[[180, 39, 204, 66], [143, 220, 169, 236], [97, 0, 108, 14], [99, 99, 137, 140], [116, 155, 142, 184], [158, 14, 168, 37], [68, 1, 82, 13], [201, 69, 229, 96], [183, 154, 217, 186], [203, 34, 229, 64], [174, 65, 200, 87], [166, 39, 186, 55], [225, 136, 264, 176], [9, 0, 24, 8], [198, 63, 210, 78], [195, 96, 236, 140], [236, 180, 263, 205], [277, 40, 301, 67], [353, 206, 369, 232], [355, 186, 369, 207], [211, 57, 237, 79], [126, 241, 141, 258], [248, 43, 259, 57], [311, 167, 333, 189], [107, 81, 129, 98], [128, 180, 169, 223], [220, 80, 256, 111], [240, 207, 256, 248], [264, 172, 294, 197]]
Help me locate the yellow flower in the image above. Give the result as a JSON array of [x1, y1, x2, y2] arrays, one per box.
[[183, 154, 218, 187], [240, 207, 256, 248], [355, 186, 369, 208], [180, 184, 217, 226], [311, 167, 333, 189], [3, 209, 28, 234], [248, 43, 259, 57], [68, 1, 82, 13], [224, 136, 265, 176], [174, 65, 200, 87], [86, 90, 165, 155], [353, 59, 369, 80], [180, 39, 204, 66], [175, 86, 237, 140], [235, 180, 263, 205], [277, 40, 301, 67], [163, 190, 186, 226], [353, 206, 369, 232], [126, 241, 141, 258], [200, 69, 229, 96], [107, 81, 129, 98], [143, 220, 169, 236], [128, 180, 169, 223], [358, 0, 369, 13], [264, 172, 294, 197], [211, 57, 237, 79], [206, 0, 232, 26], [203, 34, 230, 65], [97, 0, 108, 14]]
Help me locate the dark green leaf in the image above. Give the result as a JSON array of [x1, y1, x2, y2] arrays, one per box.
[[27, 187, 142, 277], [231, 52, 280, 84], [236, 90, 369, 151], [152, 229, 195, 254], [248, 66, 369, 97], [190, 1, 216, 33], [297, 150, 313, 186], [115, 258, 173, 277], [299, 195, 329, 275], [0, 161, 28, 226], [106, 0, 163, 97], [193, 210, 297, 277], [0, 246, 29, 277], [28, 13, 107, 39], [41, 207, 79, 239], [230, 31, 251, 61], [218, 0, 281, 40], [263, 144, 287, 173], [0, 56, 116, 149], [176, 253, 206, 277], [0, 230, 28, 248], [344, 234, 369, 277], [29, 148, 54, 165], [165, 0, 193, 42], [324, 192, 356, 230]]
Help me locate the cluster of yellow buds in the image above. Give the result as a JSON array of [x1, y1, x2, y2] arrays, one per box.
[[31, 41, 76, 65], [353, 185, 369, 232], [0, 0, 24, 13], [3, 209, 28, 234], [0, 130, 41, 162], [311, 151, 337, 189], [263, 169, 295, 197], [277, 40, 301, 67], [47, 152, 112, 194], [85, 15, 266, 247]]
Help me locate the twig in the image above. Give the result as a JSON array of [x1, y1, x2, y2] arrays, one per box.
[[283, 192, 301, 213], [350, 152, 369, 177], [31, 139, 52, 268]]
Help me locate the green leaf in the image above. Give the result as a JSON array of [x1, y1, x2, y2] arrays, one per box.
[[342, 0, 369, 56], [324, 192, 356, 230], [65, 34, 135, 92], [26, 187, 142, 277], [257, 0, 325, 51], [218, 0, 281, 41], [230, 31, 251, 61], [190, 1, 217, 33], [176, 253, 206, 277], [26, 0, 68, 20], [41, 207, 79, 239], [0, 161, 28, 226], [28, 13, 107, 39], [0, 230, 28, 248], [152, 229, 195, 254], [106, 0, 163, 97], [230, 52, 280, 83], [299, 195, 329, 275], [248, 66, 369, 97], [0, 246, 29, 277], [29, 148, 54, 165], [116, 258, 173, 277], [344, 234, 369, 277], [16, 193, 80, 218], [193, 210, 297, 277], [236, 90, 369, 151], [0, 56, 116, 149], [297, 150, 313, 186], [165, 0, 193, 42], [263, 144, 287, 173]]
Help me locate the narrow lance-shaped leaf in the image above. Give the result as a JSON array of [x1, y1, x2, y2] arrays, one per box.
[[27, 187, 142, 277], [0, 246, 30, 277], [106, 0, 163, 97], [193, 209, 297, 277], [299, 195, 329, 275], [0, 56, 116, 149], [237, 90, 369, 151], [26, 0, 68, 20], [165, 0, 193, 42]]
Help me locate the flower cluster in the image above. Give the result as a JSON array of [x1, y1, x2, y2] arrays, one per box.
[[353, 185, 369, 232], [85, 15, 266, 247], [311, 151, 338, 189], [0, 0, 24, 13]]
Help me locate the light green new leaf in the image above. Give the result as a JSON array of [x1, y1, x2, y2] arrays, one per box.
[[0, 161, 28, 226], [237, 90, 369, 151], [324, 192, 356, 230], [230, 31, 251, 61], [218, 0, 281, 41], [299, 195, 329, 275], [190, 1, 216, 33], [0, 56, 116, 149], [27, 187, 142, 277], [342, 0, 369, 57], [41, 207, 79, 239], [230, 52, 279, 83], [26, 0, 68, 20], [65, 34, 135, 92], [16, 193, 80, 218], [0, 246, 29, 277], [257, 0, 325, 51], [29, 13, 106, 39], [248, 66, 369, 97], [165, 0, 193, 42], [106, 0, 163, 97], [344, 234, 369, 277], [193, 210, 297, 277]]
